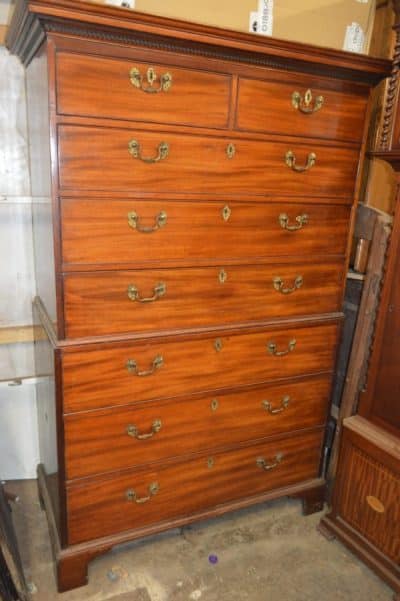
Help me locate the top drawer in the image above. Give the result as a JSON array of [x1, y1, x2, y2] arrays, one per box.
[[236, 77, 368, 143], [56, 52, 231, 129]]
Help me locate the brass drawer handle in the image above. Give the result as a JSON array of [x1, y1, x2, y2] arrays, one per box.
[[278, 213, 308, 231], [128, 139, 169, 163], [267, 339, 296, 357], [273, 275, 303, 295], [126, 355, 164, 376], [127, 419, 162, 440], [262, 396, 290, 415], [126, 482, 159, 504], [130, 66, 172, 93], [257, 452, 283, 471], [127, 282, 166, 303], [128, 210, 167, 232], [285, 151, 316, 173], [292, 89, 324, 114]]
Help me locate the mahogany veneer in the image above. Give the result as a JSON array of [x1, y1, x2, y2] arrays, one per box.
[[7, 0, 390, 591]]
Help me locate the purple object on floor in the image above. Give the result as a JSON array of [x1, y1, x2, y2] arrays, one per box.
[[208, 554, 218, 565]]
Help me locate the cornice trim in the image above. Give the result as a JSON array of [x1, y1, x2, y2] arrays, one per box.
[[6, 0, 391, 85]]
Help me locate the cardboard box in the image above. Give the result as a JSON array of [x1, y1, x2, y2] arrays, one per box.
[[92, 0, 376, 54]]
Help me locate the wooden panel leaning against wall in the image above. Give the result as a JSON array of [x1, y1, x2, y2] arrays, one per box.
[[6, 0, 391, 592]]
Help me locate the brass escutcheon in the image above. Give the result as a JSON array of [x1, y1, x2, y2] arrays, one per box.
[[214, 338, 223, 352], [219, 269, 228, 284], [222, 205, 232, 222], [211, 399, 219, 412], [226, 143, 236, 159]]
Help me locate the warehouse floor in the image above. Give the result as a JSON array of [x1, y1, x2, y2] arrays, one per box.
[[6, 480, 393, 601]]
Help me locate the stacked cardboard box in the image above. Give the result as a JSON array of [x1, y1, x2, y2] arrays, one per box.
[[91, 0, 376, 54]]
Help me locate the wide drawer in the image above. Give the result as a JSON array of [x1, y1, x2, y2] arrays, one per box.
[[62, 321, 339, 412], [63, 260, 344, 338], [64, 374, 331, 480], [236, 76, 367, 143], [66, 429, 323, 544], [60, 199, 351, 268], [58, 125, 359, 199], [56, 52, 231, 129]]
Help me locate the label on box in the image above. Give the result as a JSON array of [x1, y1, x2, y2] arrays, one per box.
[[249, 11, 259, 34], [343, 22, 365, 53], [105, 0, 135, 8], [257, 0, 273, 36]]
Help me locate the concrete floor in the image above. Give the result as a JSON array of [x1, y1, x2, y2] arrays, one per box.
[[5, 480, 394, 601]]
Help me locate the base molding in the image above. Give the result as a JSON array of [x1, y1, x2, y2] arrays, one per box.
[[38, 465, 325, 592]]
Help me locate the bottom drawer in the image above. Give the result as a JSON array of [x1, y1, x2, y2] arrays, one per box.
[[67, 429, 323, 544]]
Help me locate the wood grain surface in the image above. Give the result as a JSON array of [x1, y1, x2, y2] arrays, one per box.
[[64, 374, 332, 479], [60, 198, 351, 268], [58, 125, 360, 198], [62, 322, 339, 412], [66, 429, 323, 544], [236, 76, 367, 142], [62, 260, 344, 337], [56, 51, 232, 129]]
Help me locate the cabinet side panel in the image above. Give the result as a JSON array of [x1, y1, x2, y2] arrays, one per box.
[[26, 41, 57, 326], [33, 320, 61, 535]]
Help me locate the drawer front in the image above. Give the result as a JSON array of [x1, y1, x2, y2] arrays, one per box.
[[63, 261, 344, 338], [336, 430, 400, 563], [64, 374, 331, 479], [56, 52, 231, 129], [236, 77, 367, 142], [61, 199, 351, 267], [62, 322, 339, 412], [67, 429, 323, 544], [58, 126, 359, 199]]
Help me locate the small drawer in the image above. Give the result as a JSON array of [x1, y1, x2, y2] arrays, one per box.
[[64, 374, 331, 479], [62, 321, 339, 412], [60, 198, 351, 268], [66, 429, 323, 544], [62, 260, 344, 338], [58, 125, 359, 199], [56, 52, 231, 129], [236, 76, 367, 143]]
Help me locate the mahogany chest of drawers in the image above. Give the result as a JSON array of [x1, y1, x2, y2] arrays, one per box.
[[7, 0, 390, 591]]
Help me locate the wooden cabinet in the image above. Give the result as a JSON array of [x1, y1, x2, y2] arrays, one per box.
[[320, 8, 400, 595], [6, 0, 390, 592]]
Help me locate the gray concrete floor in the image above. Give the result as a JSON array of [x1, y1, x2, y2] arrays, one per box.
[[6, 480, 394, 601]]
